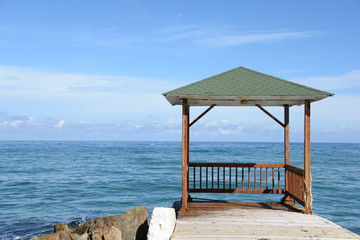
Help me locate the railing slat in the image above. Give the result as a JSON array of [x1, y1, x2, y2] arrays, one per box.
[[206, 167, 208, 189], [242, 167, 244, 189], [236, 167, 238, 189], [193, 166, 196, 189], [248, 167, 251, 189], [254, 167, 257, 189], [278, 168, 281, 191], [229, 167, 232, 189], [188, 163, 289, 196], [260, 167, 263, 189], [272, 167, 275, 189], [223, 167, 225, 189], [199, 166, 202, 189], [211, 167, 214, 189], [266, 167, 269, 189], [217, 167, 220, 189]]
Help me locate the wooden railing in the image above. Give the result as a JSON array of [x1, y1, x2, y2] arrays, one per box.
[[285, 164, 305, 206], [188, 163, 285, 194]]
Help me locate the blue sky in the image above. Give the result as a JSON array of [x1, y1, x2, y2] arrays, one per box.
[[0, 0, 359, 142]]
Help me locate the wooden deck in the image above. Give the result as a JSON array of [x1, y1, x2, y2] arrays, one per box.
[[171, 200, 360, 240]]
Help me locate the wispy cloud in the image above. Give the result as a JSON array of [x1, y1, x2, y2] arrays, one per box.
[[0, 65, 177, 97], [54, 120, 66, 128], [0, 66, 180, 127], [0, 112, 34, 128], [149, 25, 314, 47], [0, 21, 315, 51], [194, 30, 313, 47], [68, 23, 315, 48], [292, 70, 360, 91]]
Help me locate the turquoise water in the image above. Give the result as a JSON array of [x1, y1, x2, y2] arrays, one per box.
[[0, 141, 359, 239]]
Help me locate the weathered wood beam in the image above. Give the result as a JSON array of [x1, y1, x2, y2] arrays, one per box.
[[187, 99, 305, 106], [189, 188, 285, 194], [285, 164, 304, 176], [189, 162, 285, 168], [304, 100, 312, 214], [181, 99, 190, 212], [284, 105, 290, 164], [283, 105, 294, 202], [285, 191, 306, 207], [189, 104, 216, 127], [256, 104, 285, 127]]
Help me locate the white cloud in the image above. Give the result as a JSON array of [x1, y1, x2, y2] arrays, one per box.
[[1, 120, 24, 128], [219, 128, 231, 135], [54, 120, 66, 128], [204, 120, 232, 128], [0, 115, 34, 128], [292, 70, 360, 91], [322, 127, 336, 133], [205, 120, 219, 128], [0, 66, 117, 92], [220, 120, 230, 125], [157, 25, 314, 48], [196, 30, 313, 47], [236, 126, 244, 131], [0, 65, 180, 123], [126, 123, 143, 129], [165, 118, 181, 127], [70, 23, 315, 49], [0, 66, 177, 97]]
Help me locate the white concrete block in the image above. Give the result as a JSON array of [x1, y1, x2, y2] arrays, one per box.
[[147, 207, 176, 240]]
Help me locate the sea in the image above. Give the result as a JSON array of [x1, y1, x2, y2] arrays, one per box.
[[0, 141, 359, 239]]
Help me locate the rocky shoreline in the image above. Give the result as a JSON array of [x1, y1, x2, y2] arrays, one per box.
[[30, 205, 149, 240], [30, 205, 176, 240]]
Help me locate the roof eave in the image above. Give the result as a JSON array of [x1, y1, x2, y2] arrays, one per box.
[[163, 94, 332, 107]]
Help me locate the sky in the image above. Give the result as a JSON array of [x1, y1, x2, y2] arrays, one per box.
[[0, 0, 359, 142]]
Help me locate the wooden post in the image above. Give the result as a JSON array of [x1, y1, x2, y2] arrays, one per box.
[[181, 99, 190, 211], [282, 105, 295, 203], [304, 100, 312, 214], [284, 105, 290, 165]]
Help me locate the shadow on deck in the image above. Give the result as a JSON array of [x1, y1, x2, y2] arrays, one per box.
[[173, 198, 302, 216]]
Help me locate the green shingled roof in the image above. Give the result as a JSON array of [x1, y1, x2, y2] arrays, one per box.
[[163, 67, 333, 106]]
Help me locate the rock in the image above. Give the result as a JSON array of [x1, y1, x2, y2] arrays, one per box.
[[147, 207, 176, 240], [54, 224, 69, 232], [76, 233, 89, 240], [74, 205, 148, 240], [30, 205, 148, 240], [103, 226, 122, 240], [30, 230, 79, 240]]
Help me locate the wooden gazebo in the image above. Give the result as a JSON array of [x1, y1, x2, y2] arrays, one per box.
[[163, 67, 333, 214]]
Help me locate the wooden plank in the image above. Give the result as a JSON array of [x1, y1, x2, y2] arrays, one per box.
[[189, 163, 285, 168], [189, 188, 285, 194], [285, 164, 304, 176], [171, 201, 360, 240]]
